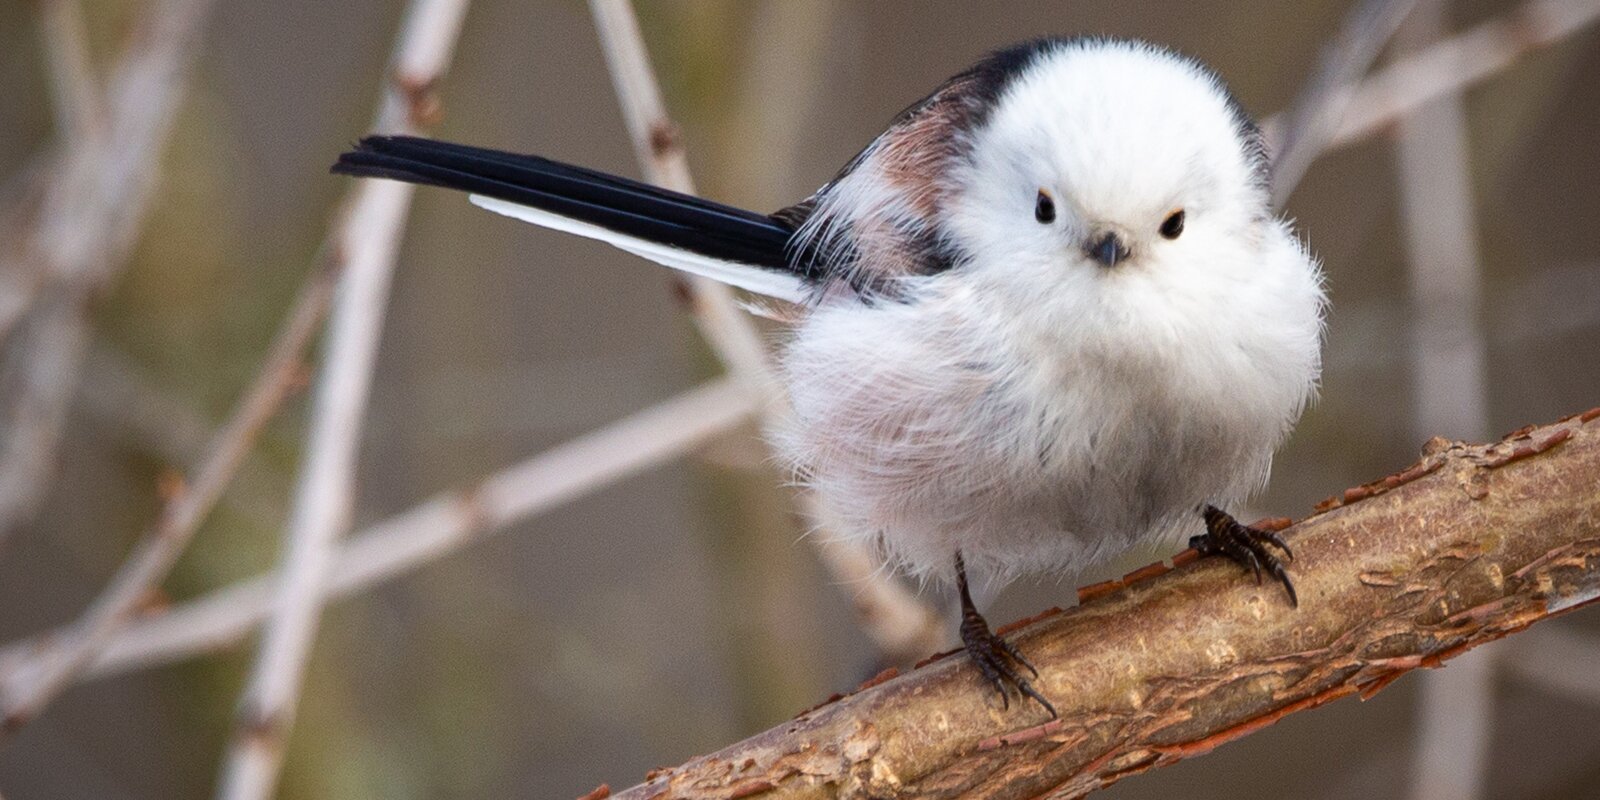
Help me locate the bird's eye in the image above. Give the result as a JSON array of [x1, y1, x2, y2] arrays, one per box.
[[1035, 190, 1056, 224], [1159, 209, 1185, 239]]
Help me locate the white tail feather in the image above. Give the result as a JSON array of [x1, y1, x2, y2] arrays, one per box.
[[470, 195, 810, 304]]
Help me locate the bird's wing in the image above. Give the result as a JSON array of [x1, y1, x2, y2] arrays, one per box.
[[332, 135, 814, 304], [771, 49, 1034, 295]]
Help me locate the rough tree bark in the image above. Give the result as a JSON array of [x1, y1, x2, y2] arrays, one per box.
[[603, 407, 1600, 799]]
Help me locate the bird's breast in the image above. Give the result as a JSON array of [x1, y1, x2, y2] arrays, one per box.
[[773, 240, 1321, 579]]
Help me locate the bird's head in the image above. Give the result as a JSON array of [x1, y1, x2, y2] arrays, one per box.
[[792, 38, 1276, 312], [943, 39, 1271, 292]]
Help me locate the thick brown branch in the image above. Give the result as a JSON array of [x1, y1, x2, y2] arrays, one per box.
[[613, 407, 1600, 799]]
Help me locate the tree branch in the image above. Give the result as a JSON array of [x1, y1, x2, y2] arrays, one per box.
[[1261, 0, 1600, 200], [215, 1, 470, 797], [610, 408, 1600, 799], [587, 0, 772, 385], [0, 378, 755, 685], [0, 258, 333, 738], [0, 0, 216, 545], [1267, 0, 1419, 208], [1315, 0, 1600, 154]]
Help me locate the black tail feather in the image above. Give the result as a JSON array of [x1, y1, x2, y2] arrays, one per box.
[[332, 135, 797, 270]]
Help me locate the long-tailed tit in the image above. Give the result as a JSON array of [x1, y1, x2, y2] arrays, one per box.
[[334, 37, 1326, 717]]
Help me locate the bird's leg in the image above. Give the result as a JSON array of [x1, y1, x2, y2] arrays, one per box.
[[1191, 505, 1298, 606], [955, 552, 1057, 718]]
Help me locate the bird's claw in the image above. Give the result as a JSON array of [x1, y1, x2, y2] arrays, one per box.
[[960, 607, 1057, 718], [1192, 505, 1298, 607]]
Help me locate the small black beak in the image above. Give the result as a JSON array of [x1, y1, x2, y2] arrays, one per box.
[[1086, 232, 1130, 268]]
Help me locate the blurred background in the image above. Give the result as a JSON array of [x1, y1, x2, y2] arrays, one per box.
[[0, 0, 1597, 797]]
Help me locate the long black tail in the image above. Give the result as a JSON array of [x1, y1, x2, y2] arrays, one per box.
[[332, 135, 801, 276]]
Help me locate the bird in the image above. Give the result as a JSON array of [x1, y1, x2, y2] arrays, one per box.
[[333, 36, 1326, 718]]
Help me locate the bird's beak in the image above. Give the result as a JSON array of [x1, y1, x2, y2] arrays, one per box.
[[1086, 231, 1130, 268]]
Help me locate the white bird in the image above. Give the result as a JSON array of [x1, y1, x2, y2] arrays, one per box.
[[334, 36, 1326, 717]]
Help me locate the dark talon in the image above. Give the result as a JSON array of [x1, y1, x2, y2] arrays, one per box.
[[1241, 544, 1263, 583], [1194, 505, 1299, 607], [1261, 529, 1295, 561], [996, 637, 1040, 679], [1270, 563, 1298, 606], [955, 553, 1058, 718]]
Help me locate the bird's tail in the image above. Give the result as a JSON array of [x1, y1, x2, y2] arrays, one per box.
[[331, 135, 812, 303]]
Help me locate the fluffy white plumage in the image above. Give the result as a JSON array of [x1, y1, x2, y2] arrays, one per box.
[[774, 40, 1325, 584]]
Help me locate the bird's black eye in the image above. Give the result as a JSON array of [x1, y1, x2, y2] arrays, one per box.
[[1160, 209, 1185, 239], [1035, 190, 1056, 224]]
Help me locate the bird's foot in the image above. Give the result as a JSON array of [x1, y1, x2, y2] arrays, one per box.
[[1192, 505, 1297, 607], [952, 552, 1056, 717], [959, 604, 1057, 717]]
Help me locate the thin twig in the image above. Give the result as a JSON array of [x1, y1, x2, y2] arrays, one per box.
[[586, 0, 948, 665], [0, 378, 757, 683], [215, 1, 470, 798], [0, 257, 336, 738], [76, 345, 289, 528], [1263, 0, 1600, 193], [587, 0, 772, 386], [1268, 0, 1420, 207], [0, 0, 216, 544], [804, 497, 951, 661], [1321, 0, 1600, 151]]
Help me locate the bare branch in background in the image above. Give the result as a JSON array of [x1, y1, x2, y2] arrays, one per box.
[[613, 411, 1600, 799], [1390, 4, 1494, 798], [16, 0, 216, 322], [587, 0, 948, 666], [215, 1, 471, 797], [0, 292, 92, 539], [587, 0, 772, 385], [0, 0, 814, 715], [0, 378, 757, 683], [0, 0, 216, 547], [1267, 0, 1420, 207], [804, 497, 951, 662], [76, 346, 290, 528], [1263, 0, 1600, 193], [0, 258, 336, 739], [1324, 0, 1600, 150]]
